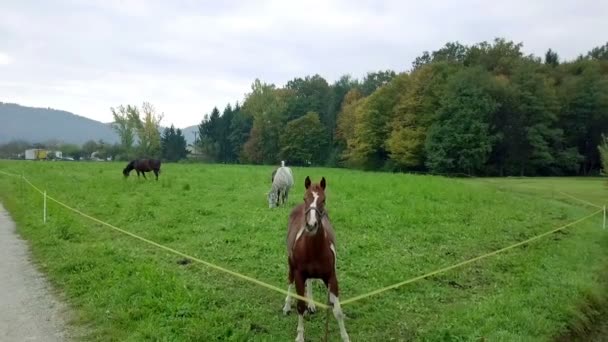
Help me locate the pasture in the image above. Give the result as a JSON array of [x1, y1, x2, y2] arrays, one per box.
[[0, 160, 607, 341]]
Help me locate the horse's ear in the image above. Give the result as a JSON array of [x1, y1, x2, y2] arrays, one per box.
[[320, 177, 326, 190], [305, 176, 311, 189]]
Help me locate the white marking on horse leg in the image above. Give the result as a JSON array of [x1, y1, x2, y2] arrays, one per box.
[[295, 314, 305, 342], [305, 279, 316, 313], [330, 292, 350, 342], [283, 284, 293, 315], [307, 191, 319, 227]]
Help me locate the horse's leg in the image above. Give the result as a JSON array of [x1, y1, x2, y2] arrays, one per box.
[[283, 266, 294, 315], [153, 169, 159, 181], [136, 170, 140, 178], [305, 279, 316, 313], [294, 273, 306, 342], [142, 171, 147, 179], [328, 274, 350, 342]]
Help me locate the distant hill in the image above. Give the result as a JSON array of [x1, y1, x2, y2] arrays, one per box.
[[180, 125, 198, 145], [0, 102, 119, 144]]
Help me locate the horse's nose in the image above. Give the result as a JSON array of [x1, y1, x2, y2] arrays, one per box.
[[305, 219, 318, 231]]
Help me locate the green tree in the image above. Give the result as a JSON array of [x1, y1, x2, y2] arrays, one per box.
[[0, 140, 30, 159], [545, 49, 560, 66], [387, 62, 455, 169], [587, 42, 608, 60], [161, 125, 188, 162], [81, 140, 99, 159], [218, 104, 235, 162], [279, 112, 327, 165], [138, 102, 163, 158], [345, 73, 410, 169], [360, 70, 397, 96], [228, 102, 253, 163], [425, 68, 497, 174], [599, 134, 608, 175], [284, 75, 333, 162], [411, 42, 468, 70], [241, 79, 289, 164], [465, 38, 524, 75], [326, 75, 360, 164], [110, 105, 137, 157], [335, 88, 364, 161], [58, 143, 82, 160], [504, 61, 565, 175], [285, 75, 330, 121], [197, 107, 221, 161], [557, 60, 608, 174]]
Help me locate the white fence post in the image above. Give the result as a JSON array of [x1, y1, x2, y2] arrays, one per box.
[[43, 190, 47, 224]]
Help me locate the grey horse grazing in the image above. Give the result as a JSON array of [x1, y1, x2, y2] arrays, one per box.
[[268, 161, 294, 208]]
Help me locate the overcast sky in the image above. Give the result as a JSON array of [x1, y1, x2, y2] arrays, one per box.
[[1, 0, 607, 128]]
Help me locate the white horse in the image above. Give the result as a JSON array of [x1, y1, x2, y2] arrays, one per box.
[[268, 161, 294, 208]]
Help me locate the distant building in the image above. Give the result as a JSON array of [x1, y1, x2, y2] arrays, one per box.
[[25, 149, 47, 160]]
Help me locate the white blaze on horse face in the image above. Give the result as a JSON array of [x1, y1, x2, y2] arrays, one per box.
[[307, 191, 319, 228]]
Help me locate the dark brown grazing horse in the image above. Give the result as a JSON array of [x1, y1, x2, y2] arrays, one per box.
[[283, 176, 350, 342], [123, 159, 161, 180]]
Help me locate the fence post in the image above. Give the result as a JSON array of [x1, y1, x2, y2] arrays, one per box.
[[20, 174, 24, 204], [43, 190, 47, 224]]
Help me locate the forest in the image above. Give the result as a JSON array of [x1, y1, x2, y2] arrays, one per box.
[[196, 38, 608, 176]]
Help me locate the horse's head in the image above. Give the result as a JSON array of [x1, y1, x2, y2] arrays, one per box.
[[303, 176, 326, 233], [268, 191, 279, 208], [123, 161, 134, 177]]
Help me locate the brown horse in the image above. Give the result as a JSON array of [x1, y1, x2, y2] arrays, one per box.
[[283, 176, 350, 342], [123, 159, 162, 180]]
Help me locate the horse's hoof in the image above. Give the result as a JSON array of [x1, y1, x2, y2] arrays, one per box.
[[295, 334, 305, 342], [282, 304, 291, 315], [306, 304, 316, 314]]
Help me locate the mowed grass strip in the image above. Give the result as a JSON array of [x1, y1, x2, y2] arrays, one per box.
[[0, 160, 606, 341]]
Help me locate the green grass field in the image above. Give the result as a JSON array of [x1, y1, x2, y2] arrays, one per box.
[[0, 160, 607, 341]]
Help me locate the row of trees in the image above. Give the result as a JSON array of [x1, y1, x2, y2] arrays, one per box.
[[110, 102, 188, 162], [0, 130, 187, 162], [1, 102, 188, 162], [197, 38, 608, 176]]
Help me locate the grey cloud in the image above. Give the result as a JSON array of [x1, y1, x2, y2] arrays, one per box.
[[1, 0, 607, 127]]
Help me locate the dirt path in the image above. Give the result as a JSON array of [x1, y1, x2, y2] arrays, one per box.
[[0, 203, 69, 342]]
